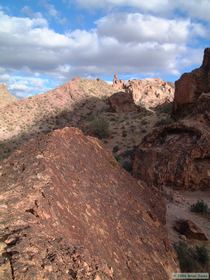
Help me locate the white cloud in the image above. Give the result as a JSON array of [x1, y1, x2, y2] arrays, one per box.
[[97, 13, 206, 44], [178, 0, 210, 21], [0, 8, 207, 97], [7, 76, 53, 97], [75, 0, 210, 21]]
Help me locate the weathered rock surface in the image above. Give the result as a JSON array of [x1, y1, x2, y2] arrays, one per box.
[[0, 84, 17, 108], [174, 219, 208, 241], [133, 49, 210, 190], [133, 119, 210, 190], [112, 77, 174, 109], [126, 78, 174, 109], [112, 74, 125, 90], [108, 91, 139, 112], [0, 127, 178, 279], [174, 48, 210, 117]]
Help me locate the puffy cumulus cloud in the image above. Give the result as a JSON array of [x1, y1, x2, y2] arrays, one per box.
[[75, 0, 210, 21], [178, 0, 210, 21], [0, 8, 207, 97], [97, 13, 207, 44]]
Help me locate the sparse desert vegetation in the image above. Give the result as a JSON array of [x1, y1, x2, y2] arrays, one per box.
[[191, 200, 209, 214], [175, 241, 209, 272]]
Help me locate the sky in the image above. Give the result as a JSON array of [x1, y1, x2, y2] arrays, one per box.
[[0, 0, 209, 97]]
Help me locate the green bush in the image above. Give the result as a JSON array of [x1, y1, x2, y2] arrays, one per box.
[[174, 241, 209, 272], [89, 117, 109, 139], [174, 241, 196, 272], [122, 160, 132, 172], [112, 145, 119, 153], [190, 200, 209, 214], [195, 245, 209, 265]]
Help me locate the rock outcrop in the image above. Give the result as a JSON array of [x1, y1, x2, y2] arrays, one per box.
[[126, 78, 174, 109], [112, 74, 125, 90], [174, 219, 208, 241], [108, 91, 139, 113], [133, 119, 210, 190], [0, 127, 178, 279], [133, 49, 210, 190], [174, 48, 210, 117], [0, 84, 16, 108], [112, 77, 174, 109]]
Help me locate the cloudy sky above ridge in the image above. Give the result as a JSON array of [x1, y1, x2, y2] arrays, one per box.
[[0, 0, 209, 97]]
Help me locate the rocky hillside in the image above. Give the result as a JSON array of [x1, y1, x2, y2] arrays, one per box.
[[0, 84, 16, 108], [133, 48, 210, 190], [0, 76, 174, 162], [0, 127, 178, 279]]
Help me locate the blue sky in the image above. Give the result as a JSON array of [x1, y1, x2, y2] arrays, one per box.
[[0, 0, 209, 97]]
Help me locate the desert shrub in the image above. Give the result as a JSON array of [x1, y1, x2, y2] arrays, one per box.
[[121, 149, 134, 158], [191, 200, 209, 214], [174, 241, 196, 272], [160, 103, 172, 114], [195, 245, 209, 265], [174, 241, 209, 272], [112, 145, 119, 153], [122, 160, 132, 172], [115, 155, 123, 163], [88, 117, 109, 139], [141, 119, 148, 125], [155, 118, 173, 127]]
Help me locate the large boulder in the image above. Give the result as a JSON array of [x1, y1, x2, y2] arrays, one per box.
[[174, 220, 208, 241], [108, 91, 139, 113], [174, 48, 210, 116], [133, 119, 210, 190], [0, 127, 178, 279]]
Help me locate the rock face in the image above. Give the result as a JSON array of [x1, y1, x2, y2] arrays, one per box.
[[133, 119, 210, 190], [0, 127, 178, 279], [126, 78, 174, 109], [112, 74, 125, 90], [174, 220, 208, 241], [133, 49, 210, 190], [0, 84, 16, 108], [174, 48, 210, 116], [108, 91, 139, 113], [112, 76, 174, 109]]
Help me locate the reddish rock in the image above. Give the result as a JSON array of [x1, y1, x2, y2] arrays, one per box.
[[174, 48, 210, 116], [0, 84, 17, 108], [0, 127, 178, 279], [174, 220, 208, 241], [133, 50, 210, 191], [126, 78, 174, 109], [108, 91, 139, 113], [112, 74, 125, 90], [133, 119, 210, 190]]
